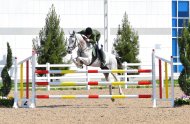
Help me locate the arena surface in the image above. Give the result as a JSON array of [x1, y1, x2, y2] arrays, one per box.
[[0, 87, 189, 124]]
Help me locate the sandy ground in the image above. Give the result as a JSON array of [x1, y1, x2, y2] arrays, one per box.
[[0, 87, 190, 124]]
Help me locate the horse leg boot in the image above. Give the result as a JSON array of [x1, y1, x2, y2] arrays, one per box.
[[111, 73, 123, 95], [73, 58, 83, 69], [109, 85, 115, 102], [73, 58, 80, 68]]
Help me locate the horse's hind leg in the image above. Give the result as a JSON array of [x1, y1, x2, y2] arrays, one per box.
[[111, 73, 123, 95]]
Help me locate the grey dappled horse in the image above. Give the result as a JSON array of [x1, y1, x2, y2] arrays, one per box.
[[67, 31, 124, 100]]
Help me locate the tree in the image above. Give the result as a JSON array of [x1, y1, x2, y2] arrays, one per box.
[[33, 4, 67, 65], [0, 42, 12, 97], [113, 12, 140, 68], [178, 20, 190, 96]]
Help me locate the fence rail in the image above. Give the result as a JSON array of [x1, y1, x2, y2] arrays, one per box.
[[0, 62, 183, 82]]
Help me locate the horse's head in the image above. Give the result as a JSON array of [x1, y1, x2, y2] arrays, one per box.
[[67, 31, 86, 54], [67, 31, 77, 54]]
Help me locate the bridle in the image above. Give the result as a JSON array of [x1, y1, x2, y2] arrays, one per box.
[[68, 34, 77, 51]]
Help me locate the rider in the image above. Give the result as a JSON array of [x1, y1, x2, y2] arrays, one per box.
[[78, 27, 106, 67]]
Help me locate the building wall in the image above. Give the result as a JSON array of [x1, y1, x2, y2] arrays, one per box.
[[0, 0, 172, 67]]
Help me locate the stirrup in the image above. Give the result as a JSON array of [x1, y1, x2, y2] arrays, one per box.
[[101, 62, 106, 67], [78, 65, 83, 69]]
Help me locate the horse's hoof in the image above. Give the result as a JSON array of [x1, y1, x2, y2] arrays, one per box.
[[119, 92, 124, 95], [111, 98, 115, 102], [79, 66, 83, 69]]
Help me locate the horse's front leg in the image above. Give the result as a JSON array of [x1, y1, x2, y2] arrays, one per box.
[[76, 57, 92, 67], [73, 57, 83, 69]]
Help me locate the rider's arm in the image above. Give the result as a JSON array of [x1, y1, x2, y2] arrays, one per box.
[[81, 34, 95, 44], [78, 30, 85, 35], [84, 38, 94, 44], [81, 35, 94, 43], [88, 39, 95, 44], [94, 30, 101, 42]]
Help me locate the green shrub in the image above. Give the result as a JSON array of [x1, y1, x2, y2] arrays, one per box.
[[174, 95, 190, 106], [0, 42, 12, 97], [178, 22, 190, 96], [0, 97, 14, 108]]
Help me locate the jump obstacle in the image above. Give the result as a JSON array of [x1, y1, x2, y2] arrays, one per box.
[[13, 50, 174, 108]]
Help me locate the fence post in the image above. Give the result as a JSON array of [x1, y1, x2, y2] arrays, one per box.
[[46, 63, 50, 91], [164, 62, 169, 99], [159, 59, 162, 99], [162, 61, 164, 88], [171, 56, 174, 107], [13, 57, 18, 108], [86, 66, 90, 90], [26, 60, 29, 99], [30, 51, 36, 108], [152, 49, 157, 107], [124, 62, 128, 89]]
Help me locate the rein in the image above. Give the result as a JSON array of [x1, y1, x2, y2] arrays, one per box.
[[75, 35, 92, 55]]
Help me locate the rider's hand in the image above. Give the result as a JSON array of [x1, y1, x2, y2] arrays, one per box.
[[86, 38, 90, 42]]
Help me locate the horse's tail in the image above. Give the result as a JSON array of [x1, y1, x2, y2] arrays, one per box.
[[116, 56, 123, 75]]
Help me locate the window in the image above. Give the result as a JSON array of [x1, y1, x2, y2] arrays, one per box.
[[172, 38, 178, 72], [172, 38, 177, 56], [178, 28, 183, 36], [178, 1, 189, 17], [172, 28, 177, 37], [172, 19, 177, 27], [172, 1, 177, 17], [178, 19, 188, 27]]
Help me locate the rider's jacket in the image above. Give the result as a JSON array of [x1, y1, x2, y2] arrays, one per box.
[[78, 29, 101, 44]]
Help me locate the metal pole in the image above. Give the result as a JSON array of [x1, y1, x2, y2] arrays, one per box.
[[104, 0, 110, 52]]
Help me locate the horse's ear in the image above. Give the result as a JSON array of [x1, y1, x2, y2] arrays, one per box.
[[73, 30, 75, 35], [66, 37, 68, 42]]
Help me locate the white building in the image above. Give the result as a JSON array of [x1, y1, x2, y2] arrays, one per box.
[[0, 0, 172, 69]]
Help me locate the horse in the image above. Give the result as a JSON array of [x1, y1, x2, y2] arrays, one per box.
[[67, 31, 124, 101]]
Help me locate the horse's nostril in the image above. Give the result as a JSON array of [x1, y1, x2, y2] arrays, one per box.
[[67, 50, 72, 54]]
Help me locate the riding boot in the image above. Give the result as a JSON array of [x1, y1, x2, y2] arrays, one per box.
[[99, 45, 106, 67]]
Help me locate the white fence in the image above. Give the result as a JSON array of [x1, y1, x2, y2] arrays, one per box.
[[0, 62, 181, 84]]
